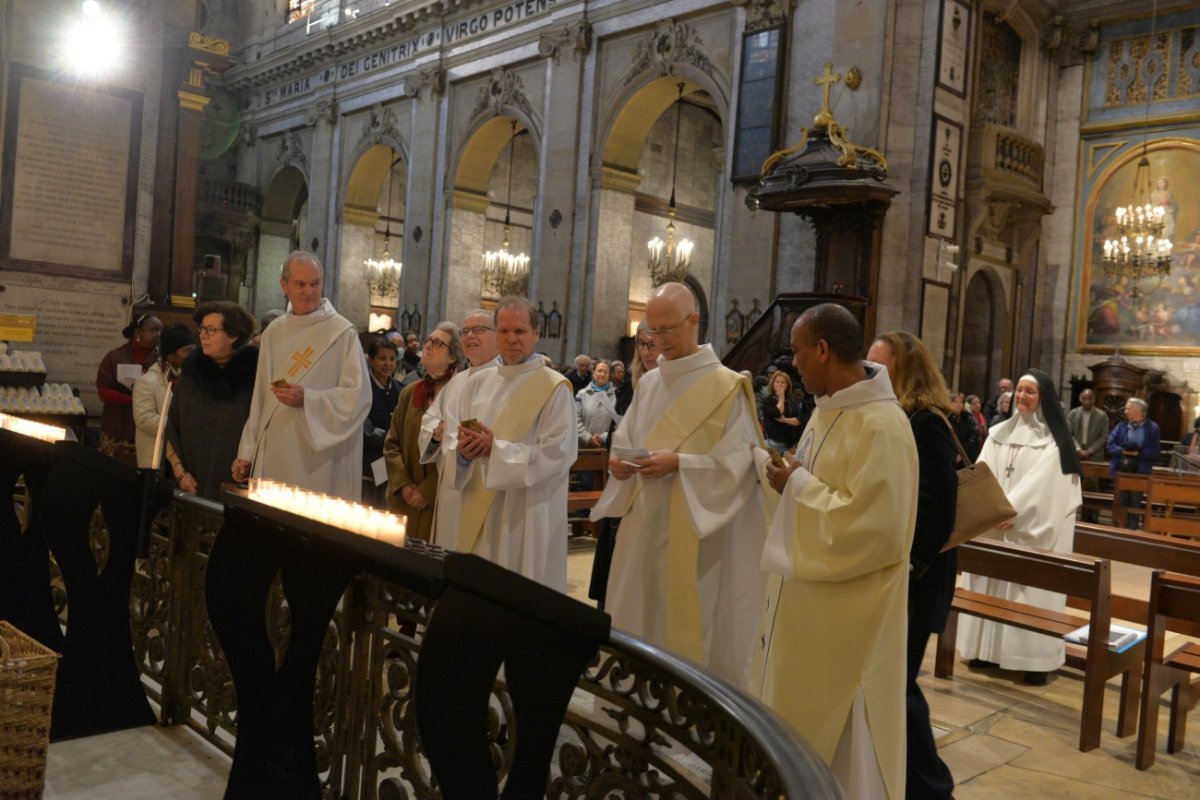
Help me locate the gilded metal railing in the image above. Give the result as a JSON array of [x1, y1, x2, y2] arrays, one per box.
[[124, 493, 836, 799]]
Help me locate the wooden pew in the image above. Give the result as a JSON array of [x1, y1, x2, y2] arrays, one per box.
[[1135, 571, 1200, 769], [1143, 477, 1200, 539], [1079, 462, 1113, 522], [1113, 472, 1151, 528], [1072, 522, 1200, 637], [936, 539, 1143, 752], [567, 448, 608, 535]]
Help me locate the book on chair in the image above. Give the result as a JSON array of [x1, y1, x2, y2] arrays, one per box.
[[1063, 623, 1146, 654]]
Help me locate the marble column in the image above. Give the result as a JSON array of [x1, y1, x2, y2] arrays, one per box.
[[171, 89, 210, 304], [404, 88, 441, 325], [587, 167, 640, 356], [443, 190, 489, 327], [336, 206, 378, 330]]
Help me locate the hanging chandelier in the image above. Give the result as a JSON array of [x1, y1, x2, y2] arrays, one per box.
[[366, 152, 403, 304], [1101, 0, 1172, 283], [647, 83, 694, 288], [482, 120, 530, 298]]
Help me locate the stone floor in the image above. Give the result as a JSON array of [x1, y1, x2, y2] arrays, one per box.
[[42, 536, 1199, 798]]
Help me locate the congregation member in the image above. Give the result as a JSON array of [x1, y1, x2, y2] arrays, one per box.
[[97, 313, 162, 462], [757, 303, 917, 800], [761, 370, 803, 455], [989, 391, 1013, 427], [593, 282, 768, 685], [983, 376, 1014, 421], [1176, 416, 1200, 455], [384, 323, 463, 541], [867, 331, 958, 800], [362, 338, 403, 506], [132, 323, 195, 469], [233, 251, 370, 500], [967, 394, 988, 458], [400, 331, 422, 377], [166, 302, 259, 500], [564, 353, 593, 394], [250, 309, 284, 349], [1106, 396, 1160, 529], [610, 360, 626, 388], [453, 296, 577, 590], [1068, 389, 1109, 463], [958, 370, 1082, 685], [946, 392, 979, 465], [418, 309, 499, 548], [576, 360, 619, 448]]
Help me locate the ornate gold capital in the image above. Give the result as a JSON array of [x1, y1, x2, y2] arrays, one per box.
[[177, 90, 211, 113], [188, 32, 230, 57]]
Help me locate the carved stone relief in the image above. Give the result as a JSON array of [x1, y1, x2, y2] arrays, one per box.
[[473, 68, 536, 122], [411, 66, 446, 100], [734, 0, 792, 32], [278, 130, 308, 175], [304, 98, 337, 127], [1041, 15, 1099, 68], [354, 103, 403, 155], [621, 19, 716, 87], [538, 20, 592, 62]]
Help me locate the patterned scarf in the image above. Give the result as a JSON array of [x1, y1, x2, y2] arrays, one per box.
[[413, 367, 455, 410]]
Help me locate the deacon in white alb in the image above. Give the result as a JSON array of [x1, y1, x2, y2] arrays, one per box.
[[233, 251, 371, 500], [453, 296, 577, 590], [591, 282, 770, 686], [418, 308, 499, 549]]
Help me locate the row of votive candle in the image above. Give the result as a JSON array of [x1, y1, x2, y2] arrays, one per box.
[[247, 479, 406, 546], [0, 411, 69, 442]]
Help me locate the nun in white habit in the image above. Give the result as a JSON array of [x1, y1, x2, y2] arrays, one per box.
[[957, 368, 1083, 684]]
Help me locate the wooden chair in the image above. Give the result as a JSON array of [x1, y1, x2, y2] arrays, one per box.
[[1113, 472, 1151, 528], [1135, 570, 1200, 769], [936, 539, 1143, 752], [1142, 477, 1200, 539], [567, 448, 608, 535]]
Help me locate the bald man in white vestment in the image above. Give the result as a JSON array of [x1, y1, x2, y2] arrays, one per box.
[[591, 283, 770, 686], [418, 309, 499, 549], [453, 297, 577, 590], [233, 252, 371, 500], [756, 304, 917, 800]]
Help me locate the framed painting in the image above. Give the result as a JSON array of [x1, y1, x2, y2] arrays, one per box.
[[1076, 137, 1200, 353]]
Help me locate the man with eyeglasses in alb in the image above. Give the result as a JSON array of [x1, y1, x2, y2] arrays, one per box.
[[232, 251, 371, 500], [590, 282, 770, 686], [416, 308, 500, 550], [451, 296, 578, 590]]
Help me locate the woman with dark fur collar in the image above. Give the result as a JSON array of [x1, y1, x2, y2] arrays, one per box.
[[166, 301, 259, 500]]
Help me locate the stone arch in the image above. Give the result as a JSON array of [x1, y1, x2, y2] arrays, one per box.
[[443, 114, 541, 326], [253, 165, 309, 313], [450, 112, 541, 197], [337, 144, 408, 331], [959, 266, 1008, 399], [595, 69, 729, 175]]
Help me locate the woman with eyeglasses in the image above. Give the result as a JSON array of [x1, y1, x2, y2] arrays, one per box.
[[97, 313, 162, 463], [165, 301, 258, 500], [384, 322, 464, 541]]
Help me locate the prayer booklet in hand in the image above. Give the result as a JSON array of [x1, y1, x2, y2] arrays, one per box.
[[116, 363, 142, 389], [612, 446, 650, 466], [1063, 623, 1146, 654]]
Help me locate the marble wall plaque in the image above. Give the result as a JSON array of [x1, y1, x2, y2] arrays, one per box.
[[0, 272, 130, 414], [927, 115, 962, 240], [936, 0, 971, 97], [3, 73, 136, 276]]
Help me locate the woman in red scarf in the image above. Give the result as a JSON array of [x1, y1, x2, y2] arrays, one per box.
[[96, 313, 162, 463], [967, 394, 988, 460], [384, 322, 464, 540]]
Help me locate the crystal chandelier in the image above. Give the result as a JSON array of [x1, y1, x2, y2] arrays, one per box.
[[367, 151, 403, 304], [482, 121, 530, 298], [647, 83, 694, 288], [1100, 0, 1172, 283]]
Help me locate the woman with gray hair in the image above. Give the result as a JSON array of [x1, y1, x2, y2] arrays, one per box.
[[1106, 396, 1160, 529], [384, 322, 463, 540]]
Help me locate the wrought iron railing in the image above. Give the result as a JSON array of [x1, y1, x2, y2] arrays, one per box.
[[110, 492, 839, 798]]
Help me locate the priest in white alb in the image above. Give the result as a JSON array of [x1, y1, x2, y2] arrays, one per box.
[[453, 296, 577, 590], [757, 304, 917, 800], [591, 282, 769, 686], [233, 251, 371, 500], [418, 308, 499, 549]]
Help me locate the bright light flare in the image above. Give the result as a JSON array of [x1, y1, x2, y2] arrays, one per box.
[[62, 14, 124, 79], [81, 0, 101, 18]]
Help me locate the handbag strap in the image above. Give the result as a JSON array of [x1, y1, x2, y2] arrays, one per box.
[[927, 407, 974, 467]]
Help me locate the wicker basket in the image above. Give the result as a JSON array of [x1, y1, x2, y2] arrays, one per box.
[[0, 621, 59, 799]]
